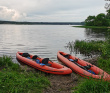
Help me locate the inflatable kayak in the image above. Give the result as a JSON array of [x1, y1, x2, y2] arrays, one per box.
[[16, 52, 72, 75], [57, 51, 110, 81]]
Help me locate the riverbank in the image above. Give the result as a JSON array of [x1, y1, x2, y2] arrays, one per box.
[[0, 55, 98, 93], [1, 54, 109, 93]]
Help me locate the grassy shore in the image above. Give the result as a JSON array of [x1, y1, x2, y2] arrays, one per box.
[[73, 78, 110, 93], [73, 26, 109, 29], [0, 56, 50, 93], [68, 29, 110, 93]]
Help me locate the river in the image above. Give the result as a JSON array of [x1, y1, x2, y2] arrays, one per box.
[[0, 25, 107, 63]]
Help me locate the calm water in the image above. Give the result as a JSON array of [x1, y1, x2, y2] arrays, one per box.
[[0, 25, 107, 63]]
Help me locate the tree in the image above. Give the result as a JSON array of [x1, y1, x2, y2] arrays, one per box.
[[94, 13, 109, 26], [85, 16, 95, 26], [106, 9, 110, 19]]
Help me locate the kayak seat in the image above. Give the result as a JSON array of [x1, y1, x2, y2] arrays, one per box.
[[84, 65, 91, 70], [64, 54, 70, 58], [42, 58, 51, 66], [32, 55, 38, 60], [36, 59, 45, 66], [22, 53, 30, 57]]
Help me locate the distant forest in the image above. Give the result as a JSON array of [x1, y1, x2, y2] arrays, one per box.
[[0, 20, 84, 25]]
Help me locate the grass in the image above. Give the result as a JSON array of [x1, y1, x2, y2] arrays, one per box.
[[0, 56, 20, 71], [73, 26, 109, 29], [73, 40, 104, 55], [73, 78, 110, 93], [67, 29, 110, 93], [97, 58, 110, 73], [0, 56, 50, 93]]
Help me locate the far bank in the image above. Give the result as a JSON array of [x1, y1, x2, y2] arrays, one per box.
[[73, 26, 110, 29]]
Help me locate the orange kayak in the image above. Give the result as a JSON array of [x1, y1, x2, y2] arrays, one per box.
[[16, 52, 72, 75], [57, 51, 110, 81]]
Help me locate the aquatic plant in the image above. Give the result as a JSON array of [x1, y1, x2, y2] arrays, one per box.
[[66, 40, 104, 56]]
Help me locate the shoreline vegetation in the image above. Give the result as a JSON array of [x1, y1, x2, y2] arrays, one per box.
[[73, 25, 110, 28], [67, 28, 110, 93], [0, 20, 84, 25]]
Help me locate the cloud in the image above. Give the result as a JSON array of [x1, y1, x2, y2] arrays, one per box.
[[0, 6, 26, 21], [0, 0, 106, 22]]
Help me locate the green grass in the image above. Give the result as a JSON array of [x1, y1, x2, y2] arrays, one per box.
[[97, 58, 110, 73], [73, 26, 109, 28], [0, 56, 50, 93], [0, 56, 20, 71], [73, 40, 103, 55], [73, 78, 110, 93]]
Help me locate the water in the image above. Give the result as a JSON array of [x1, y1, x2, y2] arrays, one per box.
[[0, 25, 107, 63]]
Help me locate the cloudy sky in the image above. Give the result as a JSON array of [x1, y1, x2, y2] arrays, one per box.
[[0, 0, 108, 22]]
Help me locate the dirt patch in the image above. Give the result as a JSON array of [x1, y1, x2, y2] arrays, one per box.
[[43, 73, 79, 93]]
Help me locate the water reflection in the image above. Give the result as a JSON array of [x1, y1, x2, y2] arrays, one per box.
[[85, 28, 108, 40]]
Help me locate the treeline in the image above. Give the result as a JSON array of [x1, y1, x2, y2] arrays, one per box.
[[85, 9, 110, 26], [0, 21, 84, 25]]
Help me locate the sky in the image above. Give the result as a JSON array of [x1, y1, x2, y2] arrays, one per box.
[[0, 0, 108, 22]]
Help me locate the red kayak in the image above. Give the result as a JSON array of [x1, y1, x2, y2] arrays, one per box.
[[16, 52, 72, 75], [57, 51, 110, 81]]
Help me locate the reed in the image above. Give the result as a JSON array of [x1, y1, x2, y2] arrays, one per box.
[[67, 40, 104, 56]]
